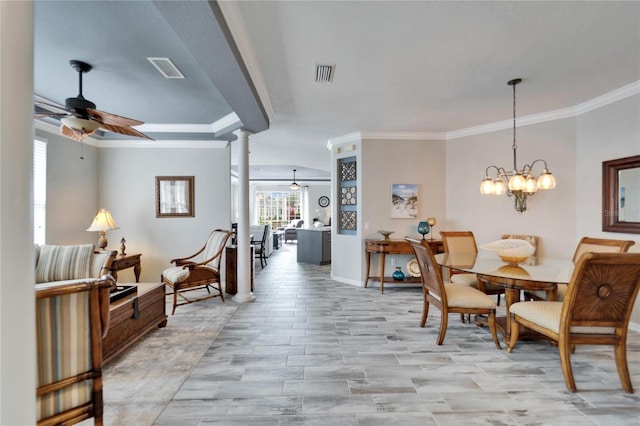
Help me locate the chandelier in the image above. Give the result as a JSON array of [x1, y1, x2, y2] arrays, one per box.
[[479, 78, 556, 213], [289, 169, 300, 190]]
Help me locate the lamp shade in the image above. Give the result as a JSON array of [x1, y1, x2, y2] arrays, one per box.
[[87, 209, 119, 232], [61, 117, 101, 133], [537, 171, 556, 189]]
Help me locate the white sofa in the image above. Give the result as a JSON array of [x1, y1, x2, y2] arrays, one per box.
[[250, 224, 273, 258]]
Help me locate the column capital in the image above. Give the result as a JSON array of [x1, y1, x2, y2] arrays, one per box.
[[233, 129, 252, 139]]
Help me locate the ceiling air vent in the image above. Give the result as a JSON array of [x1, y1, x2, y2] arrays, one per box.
[[315, 64, 335, 82], [147, 57, 185, 79]]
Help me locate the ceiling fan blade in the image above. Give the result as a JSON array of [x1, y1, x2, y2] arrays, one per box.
[[35, 112, 70, 118], [34, 99, 68, 114], [87, 108, 144, 127], [98, 122, 154, 140]]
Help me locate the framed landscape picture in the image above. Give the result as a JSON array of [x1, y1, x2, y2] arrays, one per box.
[[391, 183, 418, 218]]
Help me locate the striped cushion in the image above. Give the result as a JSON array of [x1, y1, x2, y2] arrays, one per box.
[[36, 291, 92, 421], [510, 301, 615, 334], [35, 244, 94, 283], [444, 283, 497, 309], [91, 251, 111, 278], [202, 231, 229, 267], [162, 265, 218, 284]]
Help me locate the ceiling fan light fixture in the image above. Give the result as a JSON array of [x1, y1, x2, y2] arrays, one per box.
[[61, 116, 101, 133]]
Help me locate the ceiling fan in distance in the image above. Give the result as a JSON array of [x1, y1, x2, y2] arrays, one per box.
[[34, 60, 153, 142]]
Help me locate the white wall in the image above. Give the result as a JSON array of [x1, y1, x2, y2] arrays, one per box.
[[98, 146, 232, 282], [446, 118, 577, 259], [575, 94, 640, 323], [306, 183, 331, 225], [330, 137, 447, 286], [36, 129, 100, 245]]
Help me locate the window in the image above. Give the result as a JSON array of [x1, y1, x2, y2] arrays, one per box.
[[255, 191, 301, 229], [33, 138, 47, 245]]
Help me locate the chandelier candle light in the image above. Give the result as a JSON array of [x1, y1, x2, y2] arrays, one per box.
[[479, 79, 556, 213]]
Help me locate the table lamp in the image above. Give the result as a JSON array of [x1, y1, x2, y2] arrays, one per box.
[[87, 209, 119, 250]]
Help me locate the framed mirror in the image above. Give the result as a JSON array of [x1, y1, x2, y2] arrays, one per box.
[[156, 176, 194, 218], [602, 155, 640, 233]]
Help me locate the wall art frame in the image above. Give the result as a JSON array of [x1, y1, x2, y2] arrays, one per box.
[[156, 176, 195, 218], [391, 183, 418, 219]]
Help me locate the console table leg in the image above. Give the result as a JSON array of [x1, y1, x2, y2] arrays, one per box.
[[379, 253, 386, 294], [364, 252, 371, 288], [134, 264, 141, 282]]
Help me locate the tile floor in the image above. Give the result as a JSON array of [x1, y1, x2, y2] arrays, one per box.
[[101, 243, 640, 425]]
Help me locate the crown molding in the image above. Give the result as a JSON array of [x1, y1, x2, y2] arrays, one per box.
[[572, 80, 640, 116], [447, 80, 640, 140], [135, 112, 241, 135], [360, 131, 446, 141], [326, 132, 362, 150], [98, 140, 229, 149], [329, 80, 640, 144]]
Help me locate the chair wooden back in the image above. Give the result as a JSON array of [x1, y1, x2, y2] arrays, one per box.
[[259, 224, 269, 244], [572, 237, 635, 263], [563, 252, 640, 336], [440, 231, 478, 254], [202, 229, 233, 269], [406, 237, 446, 304]]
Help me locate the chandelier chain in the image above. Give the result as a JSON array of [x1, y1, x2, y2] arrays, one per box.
[[512, 80, 517, 170]]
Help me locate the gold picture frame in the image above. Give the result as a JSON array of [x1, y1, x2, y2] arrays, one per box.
[[156, 176, 194, 218]]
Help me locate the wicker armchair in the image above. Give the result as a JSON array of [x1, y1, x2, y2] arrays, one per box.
[[161, 229, 233, 314]]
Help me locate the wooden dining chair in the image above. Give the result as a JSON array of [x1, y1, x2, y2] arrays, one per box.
[[508, 252, 640, 393], [526, 236, 635, 301], [251, 224, 269, 269], [406, 237, 501, 349], [440, 231, 505, 314]]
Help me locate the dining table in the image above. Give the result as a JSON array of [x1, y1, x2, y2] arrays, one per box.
[[435, 251, 575, 341]]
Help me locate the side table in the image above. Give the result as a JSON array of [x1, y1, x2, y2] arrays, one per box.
[[110, 253, 141, 282], [364, 238, 444, 293]]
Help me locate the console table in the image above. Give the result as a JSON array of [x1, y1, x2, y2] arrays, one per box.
[[102, 282, 167, 363], [364, 238, 444, 293], [110, 253, 141, 282]]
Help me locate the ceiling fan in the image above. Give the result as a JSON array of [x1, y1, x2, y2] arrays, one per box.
[[34, 60, 153, 142]]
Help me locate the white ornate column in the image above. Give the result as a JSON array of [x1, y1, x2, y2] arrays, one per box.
[[232, 129, 256, 303]]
